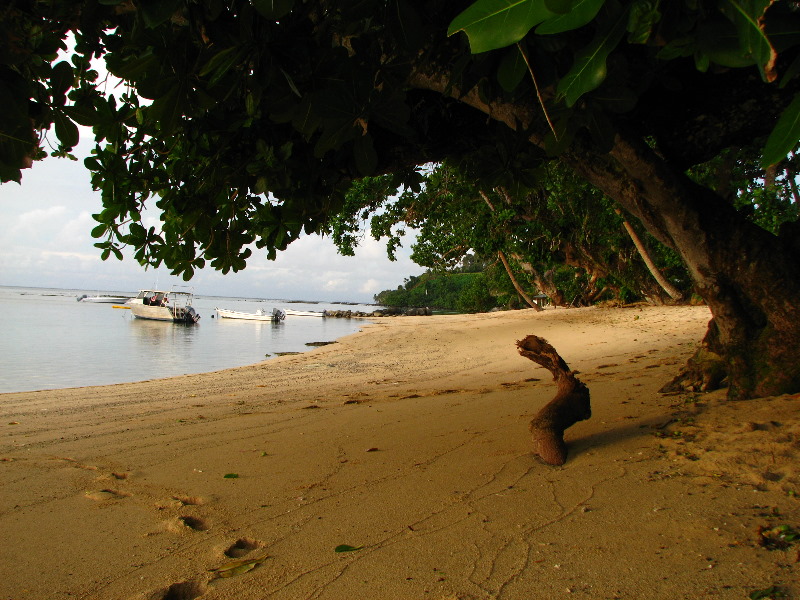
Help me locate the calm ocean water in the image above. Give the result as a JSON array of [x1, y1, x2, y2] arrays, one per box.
[[0, 286, 376, 394]]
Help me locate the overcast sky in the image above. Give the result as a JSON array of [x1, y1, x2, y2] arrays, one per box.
[[0, 135, 424, 303]]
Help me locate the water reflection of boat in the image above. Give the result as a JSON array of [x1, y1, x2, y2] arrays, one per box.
[[216, 307, 286, 322], [129, 289, 200, 323]]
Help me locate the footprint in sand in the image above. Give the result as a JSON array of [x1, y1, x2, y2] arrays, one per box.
[[177, 516, 209, 531], [145, 579, 207, 600], [172, 495, 204, 507], [85, 488, 131, 501], [224, 537, 263, 558]]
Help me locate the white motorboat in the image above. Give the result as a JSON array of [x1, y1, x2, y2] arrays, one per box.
[[216, 307, 286, 321], [77, 294, 133, 303], [129, 289, 200, 323], [283, 309, 326, 318]]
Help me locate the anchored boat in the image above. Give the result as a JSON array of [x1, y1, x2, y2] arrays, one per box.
[[216, 307, 286, 321], [129, 289, 200, 323], [284, 309, 326, 318]]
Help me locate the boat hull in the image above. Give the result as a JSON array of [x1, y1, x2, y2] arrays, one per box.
[[284, 309, 326, 317], [129, 289, 200, 323], [130, 302, 199, 323], [216, 308, 285, 321], [130, 302, 176, 321]]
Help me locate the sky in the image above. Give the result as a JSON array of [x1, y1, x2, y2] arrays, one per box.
[[0, 135, 424, 303]]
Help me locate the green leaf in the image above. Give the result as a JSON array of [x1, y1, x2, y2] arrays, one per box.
[[749, 586, 784, 600], [448, 0, 556, 54], [91, 224, 108, 239], [556, 6, 627, 106], [353, 133, 378, 175], [626, 0, 660, 44], [334, 544, 363, 553], [497, 46, 528, 92], [223, 473, 239, 478], [50, 61, 74, 99], [63, 103, 98, 127], [252, 0, 294, 20], [147, 82, 187, 135], [128, 222, 147, 242], [139, 0, 183, 28], [280, 67, 301, 98], [721, 0, 776, 82], [105, 51, 160, 82], [762, 93, 800, 168], [388, 0, 424, 51], [544, 0, 574, 15], [696, 18, 757, 69], [53, 109, 80, 148], [536, 0, 605, 35], [199, 46, 246, 87]]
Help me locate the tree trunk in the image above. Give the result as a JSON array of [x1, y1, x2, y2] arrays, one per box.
[[616, 210, 684, 301], [498, 250, 542, 311], [517, 335, 591, 465], [509, 254, 567, 306], [570, 134, 800, 399], [480, 190, 544, 311]]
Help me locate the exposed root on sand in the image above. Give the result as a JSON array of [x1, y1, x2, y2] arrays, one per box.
[[517, 335, 592, 466]]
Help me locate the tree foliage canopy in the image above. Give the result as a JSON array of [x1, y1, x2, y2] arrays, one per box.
[[3, 0, 798, 276]]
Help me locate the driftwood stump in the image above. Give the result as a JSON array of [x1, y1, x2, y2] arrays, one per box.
[[517, 335, 592, 466]]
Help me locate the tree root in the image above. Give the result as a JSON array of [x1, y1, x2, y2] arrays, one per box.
[[517, 335, 592, 466], [659, 319, 727, 394]]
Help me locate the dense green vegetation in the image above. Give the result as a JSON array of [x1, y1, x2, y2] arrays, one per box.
[[340, 158, 695, 312], [373, 271, 491, 313], [368, 145, 800, 314]]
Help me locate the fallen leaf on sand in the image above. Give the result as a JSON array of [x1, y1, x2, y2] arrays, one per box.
[[209, 555, 269, 579]]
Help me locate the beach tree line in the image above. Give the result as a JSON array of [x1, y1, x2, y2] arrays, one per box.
[[3, 1, 800, 400], [372, 271, 492, 313], [363, 144, 800, 312], [337, 159, 695, 311]]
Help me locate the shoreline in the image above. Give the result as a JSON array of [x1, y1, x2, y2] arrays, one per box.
[[2, 305, 798, 600]]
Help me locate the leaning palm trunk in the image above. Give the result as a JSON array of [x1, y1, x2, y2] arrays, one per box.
[[616, 209, 683, 301], [498, 250, 542, 311]]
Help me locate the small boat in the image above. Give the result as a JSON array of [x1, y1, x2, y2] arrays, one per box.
[[216, 307, 286, 321], [77, 294, 133, 303], [284, 309, 327, 318], [129, 289, 200, 323]]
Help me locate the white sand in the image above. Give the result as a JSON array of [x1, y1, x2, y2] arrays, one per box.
[[1, 305, 798, 599]]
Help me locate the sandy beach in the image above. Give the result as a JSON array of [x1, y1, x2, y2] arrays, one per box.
[[2, 305, 798, 600]]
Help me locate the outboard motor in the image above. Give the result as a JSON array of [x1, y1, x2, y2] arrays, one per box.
[[185, 306, 200, 323], [273, 308, 286, 321]]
